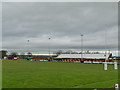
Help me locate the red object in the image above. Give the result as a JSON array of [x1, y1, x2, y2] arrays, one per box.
[[8, 57, 13, 60]]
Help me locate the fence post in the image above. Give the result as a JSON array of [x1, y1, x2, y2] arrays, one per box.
[[104, 62, 107, 70]]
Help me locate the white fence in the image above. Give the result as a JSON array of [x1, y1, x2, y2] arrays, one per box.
[[84, 61, 115, 64]]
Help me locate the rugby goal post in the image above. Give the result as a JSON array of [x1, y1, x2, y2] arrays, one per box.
[[104, 62, 107, 70], [104, 62, 118, 70], [114, 62, 118, 70]]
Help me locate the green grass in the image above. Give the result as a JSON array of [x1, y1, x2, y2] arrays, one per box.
[[2, 60, 118, 88]]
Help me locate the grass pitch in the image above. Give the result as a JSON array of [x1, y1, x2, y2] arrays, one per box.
[[2, 60, 118, 88]]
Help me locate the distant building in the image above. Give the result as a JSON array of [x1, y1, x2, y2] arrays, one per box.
[[0, 50, 7, 59], [31, 53, 113, 62], [32, 54, 57, 61], [112, 56, 120, 60], [55, 53, 113, 62]]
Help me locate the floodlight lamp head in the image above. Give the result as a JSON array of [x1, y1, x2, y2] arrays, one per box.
[[81, 34, 83, 36]]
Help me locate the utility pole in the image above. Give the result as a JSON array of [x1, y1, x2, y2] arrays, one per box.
[[104, 29, 107, 62], [81, 34, 83, 62], [104, 29, 107, 70], [27, 40, 30, 60], [49, 38, 51, 61]]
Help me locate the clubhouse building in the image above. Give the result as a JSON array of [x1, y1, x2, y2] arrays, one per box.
[[31, 53, 113, 63], [55, 53, 113, 62]]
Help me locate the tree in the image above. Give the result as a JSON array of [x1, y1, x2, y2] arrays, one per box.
[[86, 50, 90, 54], [54, 50, 63, 55], [10, 52, 18, 57], [54, 50, 79, 55], [27, 52, 32, 57], [65, 50, 72, 54], [72, 51, 79, 54], [20, 52, 25, 59], [0, 50, 7, 59]]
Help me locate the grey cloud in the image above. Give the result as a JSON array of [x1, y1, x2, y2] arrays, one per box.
[[2, 2, 118, 54]]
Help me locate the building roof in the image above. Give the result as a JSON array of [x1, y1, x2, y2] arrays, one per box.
[[56, 53, 111, 59], [32, 54, 57, 57], [32, 54, 56, 56]]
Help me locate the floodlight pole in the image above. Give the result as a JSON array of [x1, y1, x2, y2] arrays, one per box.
[[27, 40, 30, 60], [104, 29, 107, 70], [49, 38, 51, 61], [81, 34, 83, 62], [105, 29, 107, 62], [28, 40, 29, 55]]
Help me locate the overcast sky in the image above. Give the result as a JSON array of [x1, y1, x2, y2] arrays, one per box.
[[2, 2, 118, 55]]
